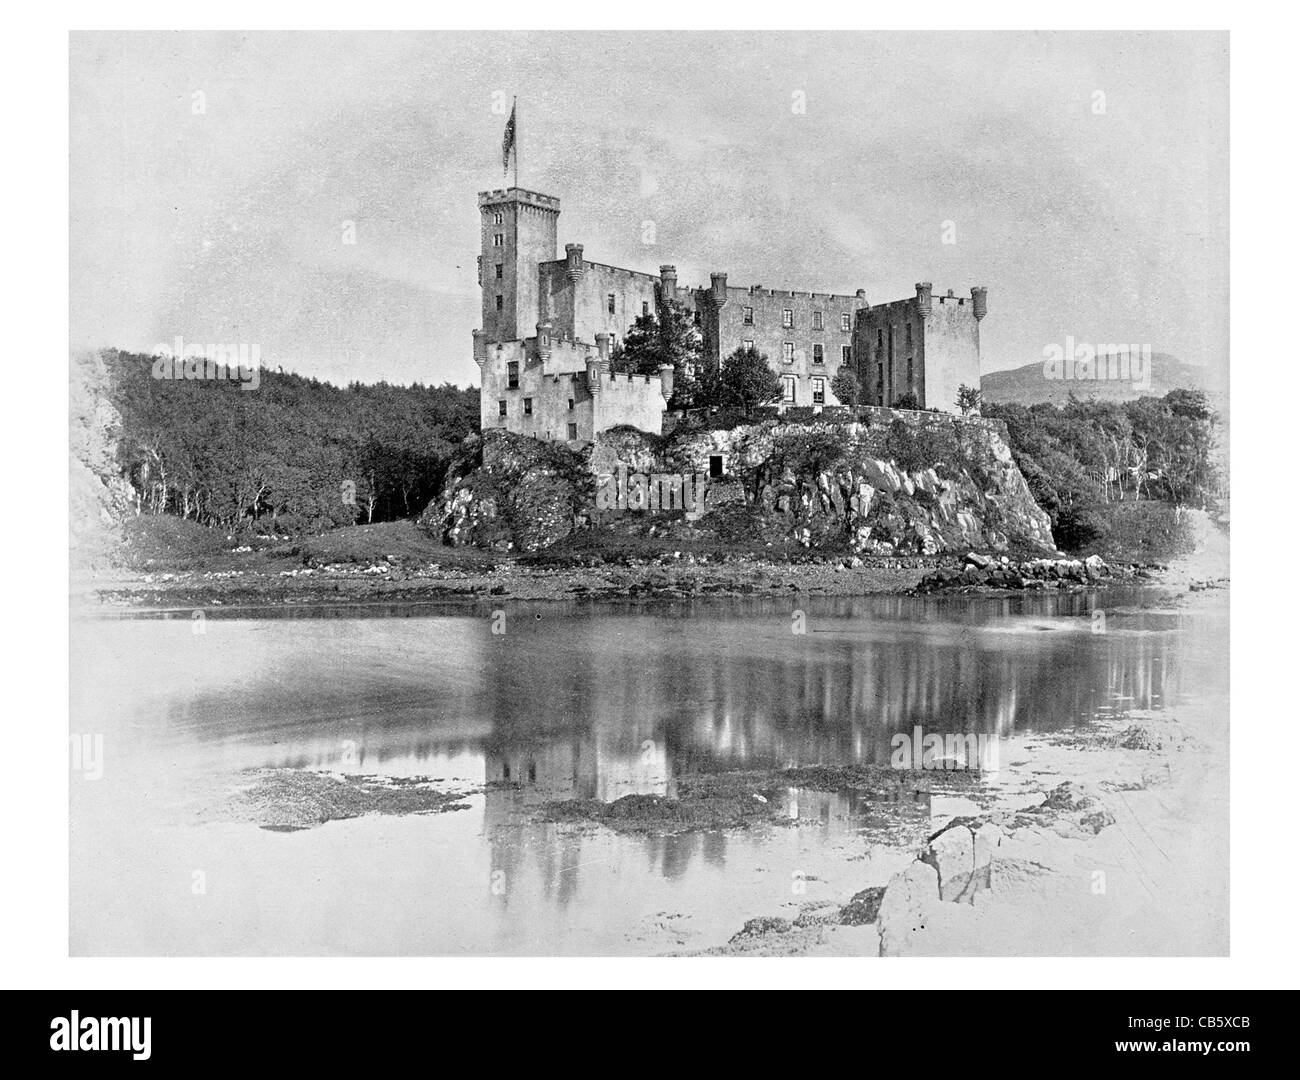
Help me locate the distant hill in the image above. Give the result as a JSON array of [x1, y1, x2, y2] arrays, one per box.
[[982, 353, 1218, 407]]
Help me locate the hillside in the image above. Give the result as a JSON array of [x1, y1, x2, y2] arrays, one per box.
[[982, 353, 1219, 407]]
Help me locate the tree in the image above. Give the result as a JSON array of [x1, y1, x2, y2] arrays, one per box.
[[892, 391, 921, 411], [608, 299, 702, 407], [101, 349, 479, 534], [956, 384, 982, 416], [830, 368, 861, 407], [716, 346, 783, 416]]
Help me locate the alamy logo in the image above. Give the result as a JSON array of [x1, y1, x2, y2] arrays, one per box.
[[890, 725, 1000, 771], [1042, 336, 1151, 390], [151, 335, 261, 390], [595, 463, 709, 519], [50, 1012, 151, 1060]]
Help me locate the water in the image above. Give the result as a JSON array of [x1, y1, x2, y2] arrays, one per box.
[[69, 589, 1227, 955]]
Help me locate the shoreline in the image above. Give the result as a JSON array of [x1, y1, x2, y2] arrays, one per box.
[[75, 552, 1215, 617]]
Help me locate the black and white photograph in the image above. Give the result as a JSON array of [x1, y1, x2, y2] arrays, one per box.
[[6, 11, 1292, 1024], [62, 28, 1234, 961]]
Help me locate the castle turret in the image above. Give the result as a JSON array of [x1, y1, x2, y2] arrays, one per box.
[[585, 357, 602, 393], [710, 272, 728, 306], [915, 282, 933, 317], [595, 332, 610, 362], [660, 265, 677, 304], [659, 363, 675, 402], [971, 286, 988, 321], [535, 322, 553, 367], [565, 243, 584, 282]]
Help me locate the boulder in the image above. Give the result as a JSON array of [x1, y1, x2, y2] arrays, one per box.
[[877, 861, 940, 956]]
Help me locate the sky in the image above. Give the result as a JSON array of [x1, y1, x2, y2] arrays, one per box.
[[70, 30, 1228, 389]]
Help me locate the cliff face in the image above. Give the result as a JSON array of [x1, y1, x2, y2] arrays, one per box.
[[424, 410, 1056, 555], [70, 350, 135, 571]]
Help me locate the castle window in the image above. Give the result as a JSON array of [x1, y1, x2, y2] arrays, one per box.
[[842, 344, 852, 365], [782, 375, 796, 403], [782, 309, 794, 329], [642, 301, 649, 316], [812, 311, 823, 331], [841, 313, 851, 332], [743, 306, 754, 325], [877, 329, 884, 354], [710, 455, 725, 479], [495, 295, 504, 311], [498, 400, 508, 417], [568, 398, 574, 411], [693, 311, 701, 326], [906, 323, 913, 348], [742, 338, 754, 351], [812, 377, 826, 405], [523, 397, 533, 416], [493, 211, 503, 225], [812, 343, 824, 365], [782, 342, 795, 364], [567, 422, 578, 440], [907, 359, 914, 387], [495, 263, 503, 279], [607, 293, 616, 315], [507, 361, 519, 389], [493, 233, 504, 247], [877, 363, 884, 400]]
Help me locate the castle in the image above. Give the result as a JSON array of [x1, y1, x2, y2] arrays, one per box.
[[472, 186, 987, 441]]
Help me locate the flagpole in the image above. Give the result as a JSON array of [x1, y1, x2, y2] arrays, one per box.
[[513, 96, 519, 191]]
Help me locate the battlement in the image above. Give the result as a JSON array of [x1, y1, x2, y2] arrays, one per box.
[[477, 187, 560, 212], [541, 257, 662, 284], [722, 283, 867, 303]]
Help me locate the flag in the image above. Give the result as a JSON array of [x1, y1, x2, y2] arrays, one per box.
[[502, 102, 516, 175]]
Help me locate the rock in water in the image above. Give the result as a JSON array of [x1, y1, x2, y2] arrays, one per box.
[[877, 860, 940, 956]]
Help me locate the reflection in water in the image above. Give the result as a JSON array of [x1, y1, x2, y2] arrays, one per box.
[[108, 592, 1189, 786], [70, 590, 1224, 954]]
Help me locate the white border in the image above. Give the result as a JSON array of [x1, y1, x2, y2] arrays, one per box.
[[4, 6, 1291, 991]]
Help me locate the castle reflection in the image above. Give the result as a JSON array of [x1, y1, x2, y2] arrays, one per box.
[[206, 592, 1184, 796]]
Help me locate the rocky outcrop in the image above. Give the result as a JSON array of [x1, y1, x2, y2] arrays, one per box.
[[641, 412, 1055, 555], [70, 350, 135, 571], [419, 430, 591, 552], [874, 782, 1112, 955], [423, 411, 1056, 556]]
